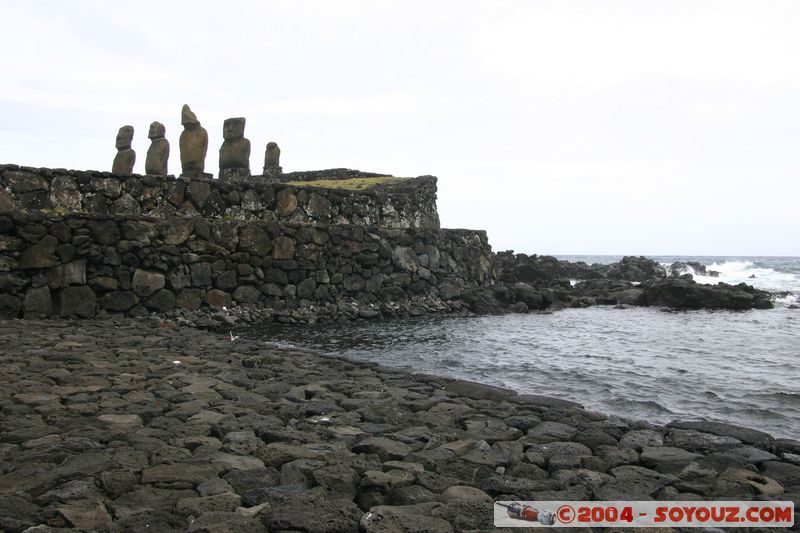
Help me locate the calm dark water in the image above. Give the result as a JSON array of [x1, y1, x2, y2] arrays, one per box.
[[239, 256, 800, 439]]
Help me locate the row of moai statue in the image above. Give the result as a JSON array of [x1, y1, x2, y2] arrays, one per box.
[[111, 105, 282, 179]]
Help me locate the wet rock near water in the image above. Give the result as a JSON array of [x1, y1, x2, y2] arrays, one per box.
[[494, 251, 774, 311], [0, 319, 796, 532]]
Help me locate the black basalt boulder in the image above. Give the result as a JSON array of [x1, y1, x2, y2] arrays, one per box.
[[606, 256, 666, 282], [643, 279, 772, 310]]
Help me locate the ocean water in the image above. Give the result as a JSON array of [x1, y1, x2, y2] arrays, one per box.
[[240, 257, 800, 439]]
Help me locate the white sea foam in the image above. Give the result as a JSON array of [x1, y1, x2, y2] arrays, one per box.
[[666, 260, 800, 295]]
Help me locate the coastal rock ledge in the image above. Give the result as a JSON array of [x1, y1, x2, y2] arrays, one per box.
[[0, 319, 796, 532]]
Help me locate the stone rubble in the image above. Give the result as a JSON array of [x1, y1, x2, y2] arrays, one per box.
[[0, 319, 797, 532]]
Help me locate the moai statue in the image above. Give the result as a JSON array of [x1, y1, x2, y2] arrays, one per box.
[[218, 117, 250, 179], [111, 125, 135, 176], [145, 121, 170, 175], [263, 141, 282, 177], [179, 104, 208, 178]]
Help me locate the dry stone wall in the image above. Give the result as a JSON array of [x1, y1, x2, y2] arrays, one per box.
[[0, 165, 440, 230], [0, 212, 494, 321]]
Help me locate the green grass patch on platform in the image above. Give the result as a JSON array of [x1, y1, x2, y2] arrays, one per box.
[[283, 176, 405, 190]]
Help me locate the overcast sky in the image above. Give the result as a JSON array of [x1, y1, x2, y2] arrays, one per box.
[[1, 1, 798, 256]]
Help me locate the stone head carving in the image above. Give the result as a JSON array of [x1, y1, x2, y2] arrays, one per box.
[[181, 104, 199, 126], [179, 104, 208, 177], [265, 142, 280, 164], [112, 125, 135, 176], [146, 121, 170, 176], [115, 125, 134, 150], [223, 117, 246, 140], [219, 117, 250, 175], [148, 121, 166, 139], [263, 142, 282, 177]]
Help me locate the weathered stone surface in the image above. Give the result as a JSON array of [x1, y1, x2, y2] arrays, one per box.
[[272, 236, 295, 259], [444, 380, 515, 402], [57, 285, 96, 317], [159, 218, 193, 245], [23, 285, 52, 318], [361, 510, 454, 533], [112, 125, 135, 176], [132, 269, 165, 297], [233, 285, 260, 304], [188, 181, 211, 208], [666, 428, 742, 452], [99, 413, 143, 430], [0, 294, 21, 318], [179, 105, 209, 177], [644, 278, 773, 310], [1, 165, 441, 230], [353, 438, 412, 462], [206, 289, 232, 309], [527, 421, 577, 441], [307, 193, 331, 219], [361, 469, 415, 491], [187, 511, 267, 533], [600, 465, 677, 498], [141, 464, 218, 485], [720, 468, 784, 495], [50, 176, 81, 211], [239, 225, 270, 256], [259, 490, 361, 532], [759, 461, 800, 488], [219, 117, 250, 175], [19, 235, 59, 269], [263, 141, 281, 175], [640, 446, 702, 473], [88, 220, 120, 245], [176, 288, 202, 310], [441, 485, 493, 503], [667, 420, 774, 449], [175, 492, 241, 516], [191, 262, 213, 287], [98, 290, 138, 311], [620, 429, 664, 450], [0, 188, 14, 214], [57, 500, 113, 531], [145, 121, 170, 176], [275, 189, 297, 217], [146, 288, 176, 312], [296, 278, 316, 299], [46, 260, 86, 288], [0, 320, 796, 532]]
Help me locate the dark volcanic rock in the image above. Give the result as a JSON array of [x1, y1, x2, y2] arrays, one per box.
[[606, 256, 666, 282], [667, 420, 774, 449], [0, 320, 796, 532], [644, 279, 773, 310], [57, 285, 96, 317]]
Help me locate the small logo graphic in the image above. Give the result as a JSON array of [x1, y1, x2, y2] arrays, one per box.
[[557, 504, 576, 524], [494, 500, 794, 528], [495, 502, 556, 525]]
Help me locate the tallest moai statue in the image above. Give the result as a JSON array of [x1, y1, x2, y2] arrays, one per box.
[[179, 105, 208, 178]]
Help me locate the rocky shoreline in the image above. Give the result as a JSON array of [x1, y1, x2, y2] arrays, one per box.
[[152, 252, 781, 330], [0, 319, 797, 532]]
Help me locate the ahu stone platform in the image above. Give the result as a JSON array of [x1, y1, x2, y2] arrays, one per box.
[[0, 163, 479, 322], [0, 165, 440, 230]]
